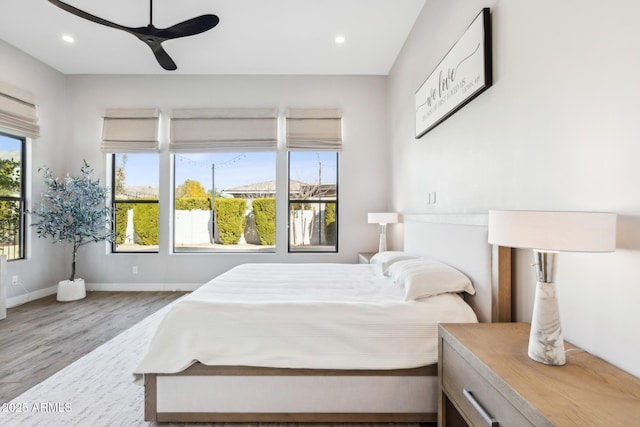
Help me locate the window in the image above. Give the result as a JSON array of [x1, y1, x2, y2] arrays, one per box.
[[0, 133, 25, 260], [102, 108, 160, 253], [173, 152, 276, 253], [285, 108, 341, 253], [168, 108, 341, 254], [288, 151, 338, 252], [169, 108, 278, 253], [111, 153, 159, 252]]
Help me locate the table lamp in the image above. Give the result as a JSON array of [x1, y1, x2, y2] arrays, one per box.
[[368, 212, 399, 253], [488, 210, 616, 365]]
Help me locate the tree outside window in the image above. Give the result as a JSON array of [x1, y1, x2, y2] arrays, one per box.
[[173, 152, 276, 253], [288, 151, 338, 253], [0, 133, 25, 260]]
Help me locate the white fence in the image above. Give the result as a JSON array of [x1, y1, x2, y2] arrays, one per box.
[[123, 208, 324, 247], [175, 210, 213, 244]]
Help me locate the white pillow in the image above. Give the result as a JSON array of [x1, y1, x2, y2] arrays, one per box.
[[388, 258, 475, 300], [369, 251, 419, 276], [388, 258, 437, 283]]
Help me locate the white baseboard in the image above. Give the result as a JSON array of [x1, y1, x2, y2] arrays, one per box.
[[7, 285, 57, 308], [86, 283, 200, 292], [6, 283, 198, 308]]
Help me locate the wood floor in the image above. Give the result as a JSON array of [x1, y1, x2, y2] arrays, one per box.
[[0, 291, 186, 403]]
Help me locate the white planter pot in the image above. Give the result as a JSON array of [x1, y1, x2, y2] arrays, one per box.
[[57, 278, 86, 302]]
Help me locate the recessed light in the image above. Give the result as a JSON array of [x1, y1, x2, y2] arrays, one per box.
[[61, 34, 75, 44], [335, 35, 345, 44]]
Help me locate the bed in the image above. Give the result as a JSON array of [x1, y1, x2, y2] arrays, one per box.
[[138, 213, 511, 423]]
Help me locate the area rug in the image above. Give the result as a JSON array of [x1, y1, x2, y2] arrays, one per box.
[[0, 298, 179, 427], [0, 298, 422, 427]]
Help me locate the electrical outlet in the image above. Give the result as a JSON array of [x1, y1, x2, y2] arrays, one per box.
[[426, 191, 438, 205], [11, 275, 18, 286], [132, 266, 138, 275]]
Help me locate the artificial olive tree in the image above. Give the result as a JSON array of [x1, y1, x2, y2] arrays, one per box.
[[32, 161, 113, 281]]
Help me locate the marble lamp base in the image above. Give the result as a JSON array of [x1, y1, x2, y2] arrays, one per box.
[[377, 223, 388, 253], [528, 281, 566, 365]]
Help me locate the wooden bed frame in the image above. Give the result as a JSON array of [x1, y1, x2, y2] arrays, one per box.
[[144, 213, 511, 423]]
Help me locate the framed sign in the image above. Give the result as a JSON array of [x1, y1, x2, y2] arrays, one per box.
[[415, 8, 492, 138]]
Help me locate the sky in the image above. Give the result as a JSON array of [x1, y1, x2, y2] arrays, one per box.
[[2, 133, 338, 195], [118, 151, 337, 193], [0, 134, 21, 161], [0, 134, 22, 195]]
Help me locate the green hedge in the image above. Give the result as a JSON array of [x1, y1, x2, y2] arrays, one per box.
[[114, 203, 131, 245], [252, 198, 275, 245], [324, 203, 337, 245], [133, 204, 159, 245], [214, 198, 246, 245], [0, 200, 20, 245], [175, 197, 211, 211], [290, 202, 312, 210], [115, 203, 159, 245]]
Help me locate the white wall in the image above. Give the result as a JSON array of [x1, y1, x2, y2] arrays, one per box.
[[388, 0, 640, 377], [63, 74, 389, 286], [2, 43, 390, 299], [0, 63, 390, 296], [0, 40, 69, 302]]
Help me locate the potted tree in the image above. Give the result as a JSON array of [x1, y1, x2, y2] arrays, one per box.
[[32, 161, 113, 301]]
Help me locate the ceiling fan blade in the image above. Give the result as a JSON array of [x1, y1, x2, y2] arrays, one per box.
[[48, 0, 132, 34], [48, 0, 219, 71], [157, 15, 220, 40], [148, 42, 177, 71]]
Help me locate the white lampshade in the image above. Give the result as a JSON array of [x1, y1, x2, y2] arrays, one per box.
[[368, 212, 399, 224], [488, 210, 616, 252], [489, 209, 616, 366]]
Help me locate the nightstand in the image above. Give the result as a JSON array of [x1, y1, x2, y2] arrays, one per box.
[[438, 323, 640, 427], [358, 252, 375, 264]]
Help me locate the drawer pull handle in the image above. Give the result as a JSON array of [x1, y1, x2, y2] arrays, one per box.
[[463, 388, 498, 427]]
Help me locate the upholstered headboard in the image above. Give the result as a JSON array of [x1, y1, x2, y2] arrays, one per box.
[[403, 214, 511, 323]]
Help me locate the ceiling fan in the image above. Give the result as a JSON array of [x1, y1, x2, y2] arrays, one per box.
[[48, 0, 220, 71]]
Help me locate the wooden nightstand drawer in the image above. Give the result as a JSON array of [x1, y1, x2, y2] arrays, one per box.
[[441, 339, 532, 427], [439, 323, 640, 427]]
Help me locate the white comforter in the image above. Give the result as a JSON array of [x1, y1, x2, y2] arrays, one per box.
[[134, 263, 477, 375]]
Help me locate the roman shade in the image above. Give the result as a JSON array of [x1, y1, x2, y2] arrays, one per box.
[[0, 81, 40, 139], [101, 108, 160, 153], [285, 108, 342, 151], [169, 108, 278, 152]]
